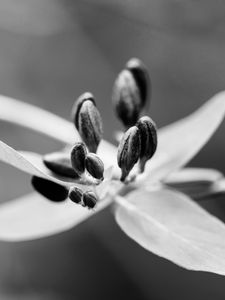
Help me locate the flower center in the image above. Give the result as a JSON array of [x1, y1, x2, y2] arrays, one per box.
[[32, 58, 158, 209]]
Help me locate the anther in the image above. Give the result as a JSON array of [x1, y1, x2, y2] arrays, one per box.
[[117, 126, 141, 182], [31, 176, 68, 202], [85, 153, 104, 180], [112, 69, 141, 127], [71, 92, 95, 130], [43, 152, 79, 178], [136, 116, 157, 172], [68, 186, 83, 204], [70, 142, 87, 176], [126, 58, 150, 109], [72, 92, 103, 153], [83, 191, 98, 209]]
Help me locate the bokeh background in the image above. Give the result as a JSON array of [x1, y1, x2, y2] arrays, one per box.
[[0, 0, 225, 299]]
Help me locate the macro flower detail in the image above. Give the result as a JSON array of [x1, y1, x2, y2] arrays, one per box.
[[0, 59, 225, 277]]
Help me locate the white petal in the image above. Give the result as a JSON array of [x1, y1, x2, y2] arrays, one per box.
[[141, 91, 225, 182], [0, 141, 88, 187], [0, 95, 118, 170], [164, 168, 223, 185], [115, 188, 225, 276], [163, 168, 224, 200], [0, 192, 111, 241], [0, 95, 79, 144]]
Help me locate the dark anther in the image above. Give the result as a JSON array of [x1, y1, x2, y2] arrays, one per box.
[[68, 186, 83, 204], [85, 153, 104, 180], [83, 191, 98, 209], [72, 92, 103, 153], [70, 142, 87, 176], [112, 69, 141, 127], [31, 176, 68, 202], [136, 116, 157, 172], [117, 126, 141, 181], [43, 152, 79, 178], [112, 58, 150, 128], [126, 58, 150, 109]]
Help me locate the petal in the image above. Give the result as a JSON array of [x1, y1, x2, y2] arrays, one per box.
[[164, 168, 224, 199], [141, 91, 225, 182], [164, 167, 223, 185], [0, 192, 112, 241], [115, 188, 225, 276], [0, 141, 88, 187], [0, 95, 79, 144], [0, 95, 118, 170]]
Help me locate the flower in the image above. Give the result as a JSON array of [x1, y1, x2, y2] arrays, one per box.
[[0, 60, 224, 276]]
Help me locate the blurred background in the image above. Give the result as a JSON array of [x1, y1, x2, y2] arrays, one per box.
[[0, 0, 225, 299]]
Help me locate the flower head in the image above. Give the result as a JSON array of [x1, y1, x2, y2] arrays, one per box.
[[0, 59, 224, 276]]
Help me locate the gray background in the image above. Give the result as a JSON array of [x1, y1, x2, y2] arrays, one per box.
[[0, 0, 225, 299]]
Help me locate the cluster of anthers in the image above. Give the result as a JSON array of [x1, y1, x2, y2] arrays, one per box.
[[31, 58, 157, 209]]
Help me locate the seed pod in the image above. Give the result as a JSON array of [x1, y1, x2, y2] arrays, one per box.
[[71, 142, 87, 176], [85, 153, 104, 180], [117, 126, 141, 181], [112, 69, 141, 127], [31, 176, 68, 202], [72, 92, 103, 153], [68, 186, 83, 204], [136, 116, 157, 172], [71, 92, 95, 130], [126, 58, 150, 108], [43, 152, 79, 178], [83, 191, 98, 209]]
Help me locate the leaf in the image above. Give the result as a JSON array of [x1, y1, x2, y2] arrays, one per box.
[[0, 95, 118, 171], [0, 192, 112, 241], [141, 92, 225, 183], [115, 188, 225, 276]]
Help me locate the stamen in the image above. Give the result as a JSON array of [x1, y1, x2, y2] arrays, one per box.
[[72, 92, 103, 153], [68, 186, 83, 204], [43, 152, 79, 178], [31, 176, 68, 202], [85, 153, 104, 180], [136, 116, 157, 172], [70, 142, 87, 176], [112, 58, 150, 127], [112, 69, 141, 128], [126, 58, 150, 109], [117, 126, 141, 182], [83, 191, 98, 209]]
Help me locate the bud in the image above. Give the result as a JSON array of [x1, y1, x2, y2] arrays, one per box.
[[85, 153, 104, 180], [83, 191, 98, 209], [43, 152, 79, 178], [126, 58, 150, 108], [117, 126, 141, 181], [112, 69, 141, 127], [71, 142, 87, 176], [68, 186, 83, 204], [136, 116, 157, 172], [72, 92, 103, 153], [31, 176, 68, 202]]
